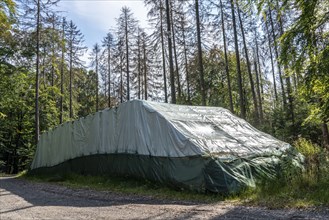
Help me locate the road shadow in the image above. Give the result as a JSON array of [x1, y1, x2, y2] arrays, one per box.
[[1, 177, 328, 219]]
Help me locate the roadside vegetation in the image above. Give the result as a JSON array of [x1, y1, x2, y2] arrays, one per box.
[[20, 138, 328, 209]]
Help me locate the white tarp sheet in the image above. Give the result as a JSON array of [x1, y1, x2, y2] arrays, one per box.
[[31, 100, 290, 169]]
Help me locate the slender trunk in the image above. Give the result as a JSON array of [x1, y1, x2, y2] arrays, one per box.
[[165, 0, 176, 103], [265, 19, 278, 102], [220, 0, 234, 113], [69, 43, 73, 118], [276, 2, 294, 123], [35, 0, 40, 143], [160, 1, 168, 103], [108, 45, 111, 107], [255, 30, 264, 100], [230, 0, 245, 118], [143, 39, 148, 100], [95, 49, 99, 112], [120, 52, 123, 103], [137, 33, 141, 99], [125, 14, 130, 101], [254, 53, 263, 122], [237, 3, 259, 122], [170, 1, 181, 99], [60, 18, 65, 124], [269, 8, 286, 107], [51, 16, 55, 88], [181, 14, 190, 104], [195, 0, 206, 106]]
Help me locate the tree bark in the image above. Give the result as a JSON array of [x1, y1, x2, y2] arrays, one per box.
[[125, 12, 130, 101], [181, 14, 190, 104], [230, 0, 245, 118], [269, 8, 286, 108], [160, 0, 168, 103], [165, 0, 176, 103], [195, 0, 206, 106], [143, 35, 148, 100], [265, 19, 278, 103], [237, 2, 259, 122], [60, 18, 65, 124], [35, 0, 40, 143], [220, 0, 234, 113], [170, 1, 181, 100]]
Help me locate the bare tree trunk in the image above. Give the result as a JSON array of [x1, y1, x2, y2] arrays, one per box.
[[195, 0, 206, 106], [265, 19, 278, 103], [255, 30, 264, 117], [108, 45, 111, 107], [165, 0, 176, 103], [143, 39, 148, 100], [137, 32, 142, 100], [35, 0, 40, 143], [269, 8, 286, 108], [237, 2, 259, 122], [230, 0, 245, 118], [60, 18, 65, 124], [181, 14, 190, 104], [120, 53, 123, 103], [160, 0, 168, 103], [69, 43, 73, 118], [220, 0, 234, 113], [95, 49, 99, 112], [170, 1, 181, 100], [125, 13, 130, 101]]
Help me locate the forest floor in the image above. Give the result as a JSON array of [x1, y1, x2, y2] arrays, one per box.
[[1, 176, 329, 220]]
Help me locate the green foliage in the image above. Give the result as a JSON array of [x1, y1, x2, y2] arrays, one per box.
[[240, 138, 329, 208]]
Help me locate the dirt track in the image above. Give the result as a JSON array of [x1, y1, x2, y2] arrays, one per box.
[[0, 177, 328, 219]]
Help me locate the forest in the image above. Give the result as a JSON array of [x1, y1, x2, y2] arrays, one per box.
[[0, 0, 328, 174]]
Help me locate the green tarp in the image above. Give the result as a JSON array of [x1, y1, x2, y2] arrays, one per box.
[[30, 100, 302, 193]]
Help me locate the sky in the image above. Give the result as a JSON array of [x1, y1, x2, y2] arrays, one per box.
[[57, 0, 149, 63]]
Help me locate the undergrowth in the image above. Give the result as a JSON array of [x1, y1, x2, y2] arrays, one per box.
[[240, 138, 329, 208], [22, 172, 233, 203]]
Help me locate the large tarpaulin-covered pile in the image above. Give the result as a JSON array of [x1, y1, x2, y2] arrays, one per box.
[[30, 100, 301, 193]]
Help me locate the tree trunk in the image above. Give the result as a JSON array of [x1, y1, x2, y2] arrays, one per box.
[[95, 49, 99, 112], [125, 13, 130, 101], [265, 19, 278, 103], [120, 53, 123, 103], [160, 0, 168, 103], [170, 1, 181, 100], [165, 0, 176, 103], [137, 32, 142, 100], [237, 2, 259, 122], [35, 0, 40, 143], [108, 45, 111, 107], [220, 0, 234, 113], [60, 18, 65, 124], [69, 44, 73, 118], [143, 39, 148, 100], [181, 14, 190, 104], [230, 0, 245, 118], [269, 8, 286, 108], [195, 0, 206, 106], [276, 1, 295, 124]]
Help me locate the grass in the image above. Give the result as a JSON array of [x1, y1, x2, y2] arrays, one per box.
[[19, 169, 329, 209], [21, 172, 236, 203]]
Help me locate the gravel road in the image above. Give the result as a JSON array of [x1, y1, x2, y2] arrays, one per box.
[[0, 176, 328, 220]]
